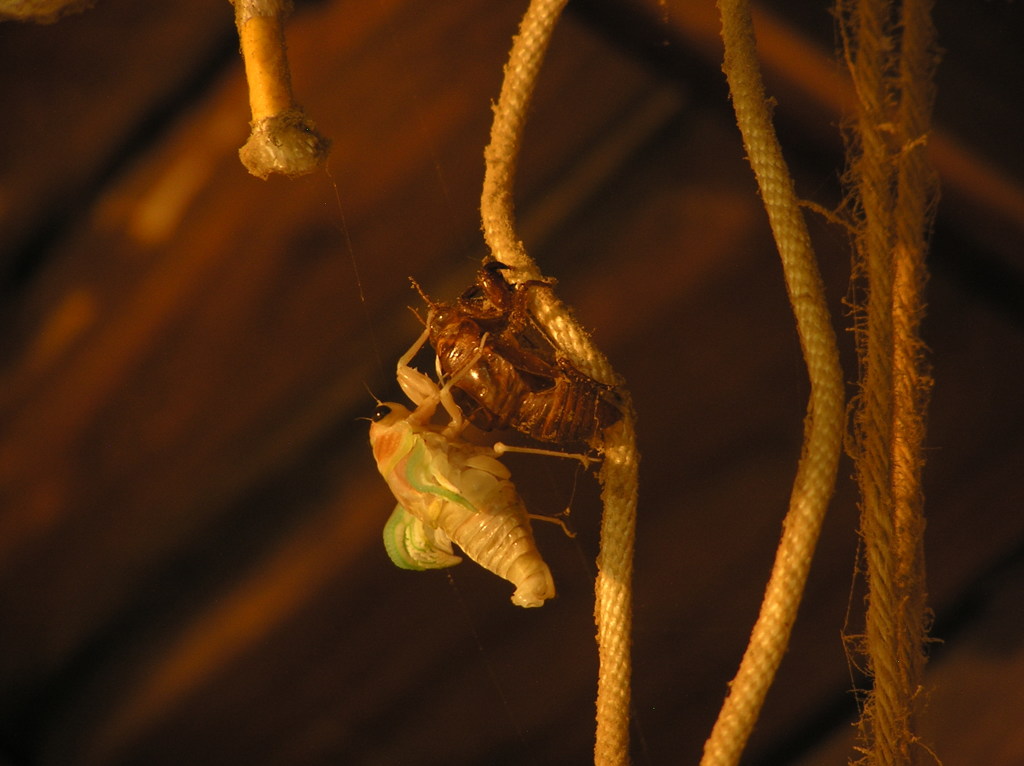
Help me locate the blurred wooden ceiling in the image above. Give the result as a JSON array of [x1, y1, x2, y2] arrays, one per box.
[[1, 1, 1023, 764]]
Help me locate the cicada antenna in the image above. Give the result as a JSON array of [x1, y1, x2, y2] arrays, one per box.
[[408, 276, 434, 307], [355, 383, 384, 421], [363, 381, 384, 407]]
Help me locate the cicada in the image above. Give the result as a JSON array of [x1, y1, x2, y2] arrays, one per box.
[[416, 261, 622, 447], [368, 326, 556, 608]]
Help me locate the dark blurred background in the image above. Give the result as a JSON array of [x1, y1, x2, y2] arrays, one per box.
[[1, 1, 1023, 763]]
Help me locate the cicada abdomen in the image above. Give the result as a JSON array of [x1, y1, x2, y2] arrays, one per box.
[[513, 362, 623, 444], [380, 476, 554, 608], [434, 470, 554, 608]]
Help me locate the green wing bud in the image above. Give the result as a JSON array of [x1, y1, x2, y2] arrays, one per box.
[[383, 505, 462, 570]]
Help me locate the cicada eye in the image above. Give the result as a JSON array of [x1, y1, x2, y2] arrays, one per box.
[[372, 404, 393, 422]]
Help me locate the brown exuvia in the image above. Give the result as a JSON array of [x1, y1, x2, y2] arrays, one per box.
[[415, 261, 622, 447]]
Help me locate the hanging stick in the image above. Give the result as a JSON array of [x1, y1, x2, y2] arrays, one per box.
[[701, 2, 845, 765], [0, 0, 91, 22], [232, 0, 330, 179], [481, 1, 639, 763]]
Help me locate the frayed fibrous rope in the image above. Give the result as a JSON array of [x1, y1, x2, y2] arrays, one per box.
[[839, 0, 938, 762], [701, 2, 845, 765], [480, 1, 638, 764], [231, 0, 330, 179]]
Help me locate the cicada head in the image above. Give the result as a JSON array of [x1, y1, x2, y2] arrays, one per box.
[[368, 401, 413, 464], [369, 401, 410, 425]]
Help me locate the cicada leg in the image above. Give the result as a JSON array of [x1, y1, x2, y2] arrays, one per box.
[[395, 325, 437, 411], [527, 511, 577, 539], [491, 441, 601, 470], [432, 326, 495, 439], [394, 321, 470, 439]]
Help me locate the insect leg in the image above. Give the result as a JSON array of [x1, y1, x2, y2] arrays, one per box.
[[395, 324, 443, 421], [527, 512, 577, 538], [491, 441, 601, 470], [434, 328, 492, 437]]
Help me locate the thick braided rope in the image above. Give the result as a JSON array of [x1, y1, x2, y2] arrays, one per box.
[[701, 3, 845, 765], [480, 2, 638, 764], [843, 0, 937, 761], [481, 0, 566, 284]]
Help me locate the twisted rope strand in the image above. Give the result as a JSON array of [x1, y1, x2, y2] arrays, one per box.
[[843, 0, 937, 761], [843, 0, 902, 756], [890, 1, 936, 721], [839, 0, 937, 761]]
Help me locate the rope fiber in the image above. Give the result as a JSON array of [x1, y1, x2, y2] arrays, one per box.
[[840, 0, 938, 761], [701, 2, 846, 764], [480, 2, 638, 764], [476, 0, 933, 763]]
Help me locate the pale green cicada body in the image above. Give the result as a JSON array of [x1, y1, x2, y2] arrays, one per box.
[[368, 326, 556, 608]]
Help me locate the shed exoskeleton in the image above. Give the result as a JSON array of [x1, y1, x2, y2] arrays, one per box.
[[416, 261, 622, 447]]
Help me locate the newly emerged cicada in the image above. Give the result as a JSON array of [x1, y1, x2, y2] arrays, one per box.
[[368, 325, 556, 608], [416, 261, 623, 447]]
